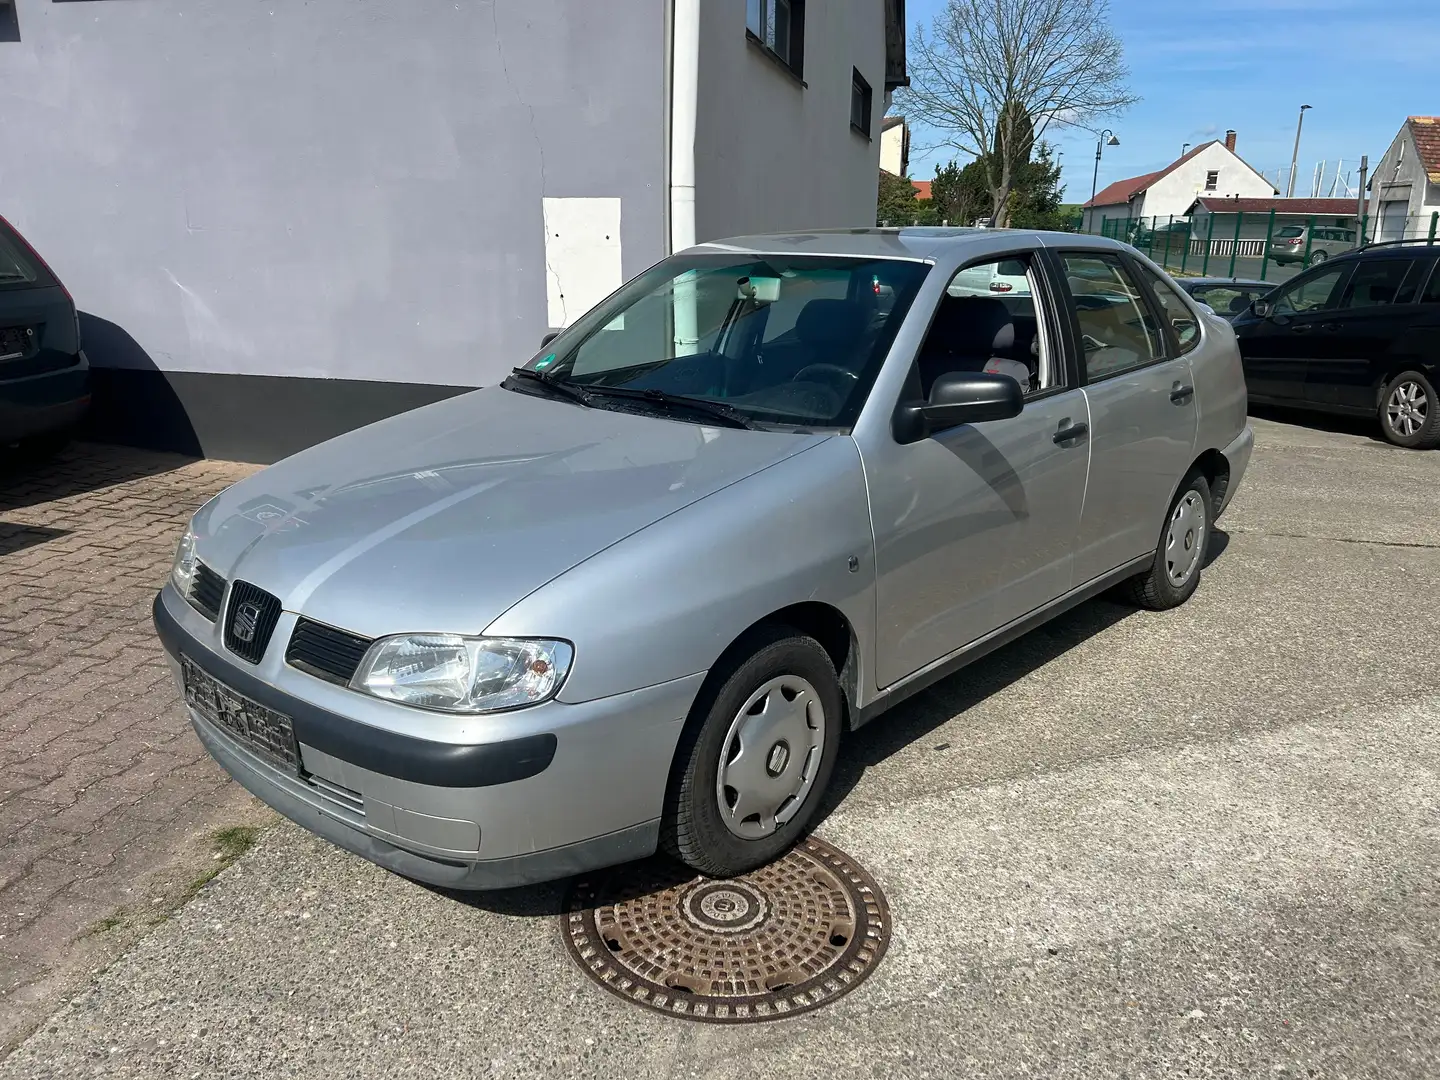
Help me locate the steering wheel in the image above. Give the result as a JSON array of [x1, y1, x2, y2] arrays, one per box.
[[792, 363, 859, 395]]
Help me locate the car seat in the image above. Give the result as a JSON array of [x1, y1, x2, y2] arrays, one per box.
[[917, 296, 1033, 396]]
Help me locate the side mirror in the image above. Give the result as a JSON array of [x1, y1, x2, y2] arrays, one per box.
[[894, 371, 1024, 443], [1251, 300, 1272, 319], [540, 330, 560, 348]]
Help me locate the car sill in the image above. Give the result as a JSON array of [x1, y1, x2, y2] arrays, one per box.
[[854, 553, 1154, 728]]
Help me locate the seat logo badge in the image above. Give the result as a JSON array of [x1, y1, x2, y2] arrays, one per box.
[[232, 602, 262, 644]]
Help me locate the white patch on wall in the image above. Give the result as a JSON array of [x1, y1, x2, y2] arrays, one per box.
[[542, 197, 622, 328]]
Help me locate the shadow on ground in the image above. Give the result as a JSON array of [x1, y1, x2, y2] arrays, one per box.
[[447, 529, 1232, 918], [0, 440, 196, 515], [1248, 404, 1391, 446]]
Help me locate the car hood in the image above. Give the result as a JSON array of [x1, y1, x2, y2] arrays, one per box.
[[191, 387, 828, 638]]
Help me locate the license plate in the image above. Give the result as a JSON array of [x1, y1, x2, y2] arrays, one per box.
[[0, 327, 31, 362], [182, 655, 301, 774]]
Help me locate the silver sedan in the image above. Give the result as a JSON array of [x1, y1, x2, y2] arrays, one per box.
[[154, 228, 1253, 888]]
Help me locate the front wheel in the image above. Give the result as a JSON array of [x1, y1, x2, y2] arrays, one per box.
[[1378, 369, 1440, 449], [1123, 471, 1212, 611], [662, 627, 843, 878]]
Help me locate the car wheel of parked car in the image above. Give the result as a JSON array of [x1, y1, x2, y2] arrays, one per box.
[[1378, 370, 1440, 450], [663, 626, 843, 878], [1307, 250, 1329, 267], [1123, 471, 1212, 611]]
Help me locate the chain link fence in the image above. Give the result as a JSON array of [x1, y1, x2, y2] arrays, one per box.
[[1084, 210, 1440, 284]]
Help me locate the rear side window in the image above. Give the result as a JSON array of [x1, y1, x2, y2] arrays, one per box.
[[1423, 265, 1440, 304], [1133, 262, 1200, 353], [1060, 252, 1166, 381], [1339, 259, 1418, 308], [0, 223, 44, 288]]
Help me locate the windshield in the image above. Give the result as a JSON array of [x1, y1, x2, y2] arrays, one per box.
[[1275, 226, 1305, 239], [518, 253, 930, 430]]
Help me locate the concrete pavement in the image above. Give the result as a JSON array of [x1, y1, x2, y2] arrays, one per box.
[[4, 415, 1438, 1079]]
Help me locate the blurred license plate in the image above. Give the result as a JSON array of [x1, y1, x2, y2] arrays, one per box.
[[182, 655, 300, 774]]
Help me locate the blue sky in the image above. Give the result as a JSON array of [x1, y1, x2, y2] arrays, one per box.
[[901, 0, 1437, 203]]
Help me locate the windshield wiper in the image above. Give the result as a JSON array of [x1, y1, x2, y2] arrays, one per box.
[[579, 386, 756, 429], [502, 367, 593, 408]]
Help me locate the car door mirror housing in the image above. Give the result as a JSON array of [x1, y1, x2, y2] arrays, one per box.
[[894, 371, 1024, 442], [540, 330, 560, 348], [1251, 299, 1272, 319]]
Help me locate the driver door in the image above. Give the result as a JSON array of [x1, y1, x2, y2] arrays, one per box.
[[866, 253, 1090, 689], [1236, 264, 1351, 404]]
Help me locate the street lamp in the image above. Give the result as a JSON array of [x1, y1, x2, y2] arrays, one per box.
[[1182, 142, 1190, 157], [1286, 104, 1312, 199], [1089, 130, 1120, 229]]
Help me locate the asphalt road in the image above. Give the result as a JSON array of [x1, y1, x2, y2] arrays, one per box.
[[5, 415, 1439, 1080]]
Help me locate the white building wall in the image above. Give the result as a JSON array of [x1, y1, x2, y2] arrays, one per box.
[[1368, 122, 1440, 239], [693, 0, 885, 242], [879, 121, 907, 176], [1139, 143, 1274, 223]]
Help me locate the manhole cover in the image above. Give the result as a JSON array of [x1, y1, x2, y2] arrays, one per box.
[[560, 836, 890, 1023]]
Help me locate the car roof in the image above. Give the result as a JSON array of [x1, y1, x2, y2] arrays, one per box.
[[1182, 277, 1272, 287], [689, 226, 1134, 262]]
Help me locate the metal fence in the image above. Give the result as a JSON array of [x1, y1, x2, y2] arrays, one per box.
[[1083, 210, 1440, 285]]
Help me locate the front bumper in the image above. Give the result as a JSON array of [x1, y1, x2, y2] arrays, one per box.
[[153, 585, 704, 889]]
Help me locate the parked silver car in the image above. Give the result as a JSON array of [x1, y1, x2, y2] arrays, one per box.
[[1268, 224, 1356, 267], [153, 229, 1253, 888]]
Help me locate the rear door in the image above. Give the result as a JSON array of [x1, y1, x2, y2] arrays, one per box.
[[1306, 257, 1432, 410], [1233, 263, 1351, 404], [1055, 251, 1198, 586], [0, 218, 81, 384]]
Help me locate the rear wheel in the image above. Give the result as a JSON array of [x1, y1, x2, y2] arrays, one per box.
[[1378, 370, 1440, 450], [663, 627, 843, 878], [1307, 249, 1329, 268], [1123, 471, 1212, 611]]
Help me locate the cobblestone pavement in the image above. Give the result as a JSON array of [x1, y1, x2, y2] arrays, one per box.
[[0, 443, 271, 1055]]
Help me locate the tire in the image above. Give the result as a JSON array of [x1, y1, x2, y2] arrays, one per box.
[[1307, 249, 1329, 267], [1123, 470, 1212, 611], [1378, 369, 1440, 450], [662, 626, 843, 878]]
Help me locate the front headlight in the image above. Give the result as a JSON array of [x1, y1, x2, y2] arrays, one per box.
[[351, 634, 574, 714], [170, 527, 198, 596]]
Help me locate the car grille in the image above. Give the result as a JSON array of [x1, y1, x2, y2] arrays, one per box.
[[223, 581, 283, 664], [285, 618, 373, 685], [186, 562, 226, 621]]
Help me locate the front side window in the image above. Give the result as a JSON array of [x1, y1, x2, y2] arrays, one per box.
[[1134, 263, 1200, 352], [1272, 266, 1348, 315], [1060, 253, 1165, 381], [519, 254, 929, 431], [916, 253, 1057, 398], [1339, 259, 1419, 308], [747, 0, 804, 74]]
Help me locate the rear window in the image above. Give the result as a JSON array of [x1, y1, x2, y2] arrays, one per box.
[[0, 221, 51, 289], [1275, 226, 1305, 239]]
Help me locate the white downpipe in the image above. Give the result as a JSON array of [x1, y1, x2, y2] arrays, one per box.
[[670, 0, 700, 356]]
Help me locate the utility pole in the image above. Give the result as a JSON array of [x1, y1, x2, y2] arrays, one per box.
[[1286, 105, 1312, 198], [1356, 154, 1369, 246]]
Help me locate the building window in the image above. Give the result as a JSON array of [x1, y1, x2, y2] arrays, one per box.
[[851, 69, 873, 137], [746, 0, 805, 77], [1205, 170, 1219, 191]]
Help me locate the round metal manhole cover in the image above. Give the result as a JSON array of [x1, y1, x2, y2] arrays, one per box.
[[560, 836, 890, 1023]]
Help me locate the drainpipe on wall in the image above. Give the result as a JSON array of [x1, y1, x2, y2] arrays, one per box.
[[669, 0, 700, 355]]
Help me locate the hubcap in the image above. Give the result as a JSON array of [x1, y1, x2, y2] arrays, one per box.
[[1165, 490, 1207, 587], [716, 676, 825, 840], [1386, 380, 1429, 437]]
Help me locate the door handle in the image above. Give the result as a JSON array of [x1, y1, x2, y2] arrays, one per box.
[[1289, 323, 1313, 333], [1320, 323, 1341, 332], [1053, 421, 1088, 444], [1170, 383, 1195, 404]]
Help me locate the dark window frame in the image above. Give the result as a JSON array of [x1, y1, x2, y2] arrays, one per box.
[[850, 68, 873, 138], [1130, 259, 1202, 356], [1204, 170, 1219, 192], [746, 0, 806, 82]]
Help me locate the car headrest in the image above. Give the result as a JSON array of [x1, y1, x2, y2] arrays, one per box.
[[1228, 295, 1250, 313], [795, 299, 868, 347], [928, 296, 1015, 356]]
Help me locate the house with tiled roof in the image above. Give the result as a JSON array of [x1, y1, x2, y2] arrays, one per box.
[[1366, 116, 1440, 242], [1081, 130, 1276, 233]]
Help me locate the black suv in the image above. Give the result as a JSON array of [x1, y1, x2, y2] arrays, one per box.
[[1231, 240, 1440, 449], [0, 215, 89, 451]]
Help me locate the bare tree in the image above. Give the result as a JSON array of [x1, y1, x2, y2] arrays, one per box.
[[900, 0, 1137, 227]]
